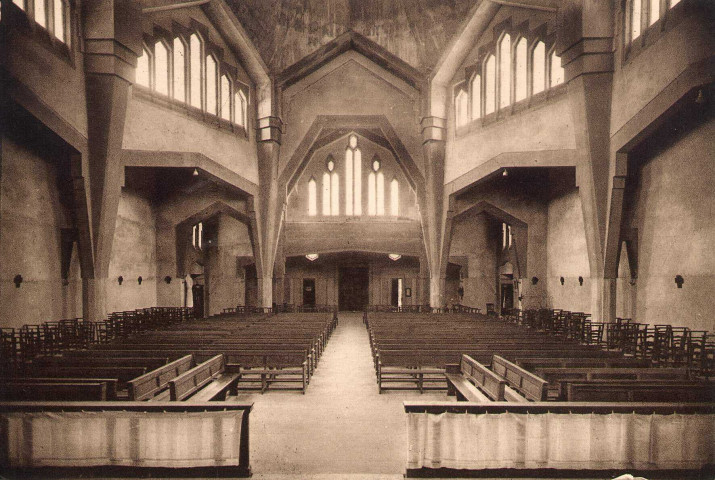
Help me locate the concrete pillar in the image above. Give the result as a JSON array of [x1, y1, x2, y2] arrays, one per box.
[[255, 116, 284, 308], [81, 0, 142, 319], [420, 116, 447, 309]]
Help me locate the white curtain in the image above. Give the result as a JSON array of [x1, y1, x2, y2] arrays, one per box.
[[3, 410, 243, 468], [407, 412, 715, 471]]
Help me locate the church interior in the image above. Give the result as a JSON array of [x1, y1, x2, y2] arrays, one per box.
[[0, 0, 713, 478]]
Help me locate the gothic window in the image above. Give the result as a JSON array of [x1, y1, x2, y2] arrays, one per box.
[[11, 0, 68, 43], [514, 37, 528, 102], [368, 156, 385, 216], [502, 223, 513, 249], [235, 89, 247, 128], [308, 178, 317, 216], [390, 178, 399, 216], [189, 34, 202, 109], [498, 34, 512, 109], [154, 41, 170, 96], [532, 41, 546, 95], [173, 38, 186, 102], [455, 88, 469, 127], [206, 55, 217, 115], [192, 222, 203, 249], [220, 75, 231, 122], [53, 0, 65, 42], [631, 0, 642, 41], [345, 135, 362, 215], [484, 54, 496, 115], [34, 0, 46, 27], [322, 156, 339, 216], [549, 50, 564, 87], [136, 47, 151, 88], [471, 74, 482, 120]]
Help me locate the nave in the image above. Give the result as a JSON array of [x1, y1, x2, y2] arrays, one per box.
[[242, 312, 448, 477]]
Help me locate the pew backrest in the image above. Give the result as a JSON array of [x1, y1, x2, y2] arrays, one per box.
[[460, 354, 506, 401], [169, 354, 225, 401], [128, 355, 193, 401], [492, 355, 548, 401]]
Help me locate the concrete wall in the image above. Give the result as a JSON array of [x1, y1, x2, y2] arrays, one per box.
[[0, 135, 82, 327], [105, 188, 158, 313], [545, 187, 591, 312], [449, 214, 498, 311], [280, 51, 422, 177], [624, 118, 715, 332], [206, 215, 253, 315]]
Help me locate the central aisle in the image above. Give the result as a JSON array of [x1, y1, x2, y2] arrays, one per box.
[[239, 312, 449, 477]]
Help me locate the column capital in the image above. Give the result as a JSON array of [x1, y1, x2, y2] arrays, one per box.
[[420, 116, 446, 143], [257, 116, 284, 143]]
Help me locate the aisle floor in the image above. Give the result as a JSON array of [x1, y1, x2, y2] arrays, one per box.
[[236, 312, 450, 476]]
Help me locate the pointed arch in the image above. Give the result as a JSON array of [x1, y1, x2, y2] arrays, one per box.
[[484, 54, 496, 114], [532, 41, 546, 95], [455, 88, 469, 127], [549, 49, 564, 87], [206, 54, 218, 115], [498, 33, 512, 109], [189, 33, 203, 109], [471, 74, 482, 120], [514, 37, 528, 102], [308, 177, 317, 216], [235, 89, 247, 127], [220, 74, 231, 121], [173, 37, 187, 102], [154, 40, 170, 96], [136, 45, 151, 88], [390, 178, 399, 216]]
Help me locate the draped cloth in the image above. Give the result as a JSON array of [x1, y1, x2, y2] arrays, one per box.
[[407, 412, 715, 471], [1, 410, 243, 468]]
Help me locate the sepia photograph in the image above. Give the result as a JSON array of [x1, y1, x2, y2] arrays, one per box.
[[0, 0, 713, 479]]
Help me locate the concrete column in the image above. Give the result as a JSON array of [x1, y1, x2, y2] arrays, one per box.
[[420, 117, 447, 309], [255, 116, 284, 308], [81, 0, 142, 319]]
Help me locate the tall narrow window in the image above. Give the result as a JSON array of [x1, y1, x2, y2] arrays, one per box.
[[390, 178, 399, 216], [34, 0, 46, 27], [514, 38, 527, 102], [13, 0, 24, 10], [345, 135, 362, 215], [485, 55, 496, 114], [193, 222, 203, 250], [53, 0, 65, 42], [368, 156, 384, 216], [235, 89, 247, 127], [345, 146, 353, 216], [189, 34, 202, 109], [670, 0, 680, 6], [353, 141, 362, 215], [220, 75, 231, 121], [308, 178, 317, 216], [532, 41, 546, 95], [322, 156, 339, 216], [136, 48, 151, 88], [206, 55, 217, 115], [502, 223, 513, 249], [649, 0, 660, 25], [631, 0, 642, 41], [471, 74, 481, 120], [550, 50, 564, 87], [499, 34, 512, 109], [455, 89, 469, 127], [173, 38, 186, 103], [154, 41, 169, 96]]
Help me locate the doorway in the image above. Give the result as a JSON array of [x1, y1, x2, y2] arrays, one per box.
[[500, 282, 514, 312], [192, 283, 205, 318], [390, 278, 403, 307], [338, 267, 369, 311], [303, 278, 316, 307], [244, 264, 257, 307]]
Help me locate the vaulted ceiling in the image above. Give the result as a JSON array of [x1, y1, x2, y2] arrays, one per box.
[[226, 0, 474, 74]]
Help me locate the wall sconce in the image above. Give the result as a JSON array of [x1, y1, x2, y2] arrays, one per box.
[[531, 276, 539, 285], [578, 276, 584, 286], [138, 276, 143, 285], [675, 275, 684, 288], [118, 276, 124, 285], [13, 274, 23, 288], [560, 276, 565, 285], [164, 276, 172, 284]]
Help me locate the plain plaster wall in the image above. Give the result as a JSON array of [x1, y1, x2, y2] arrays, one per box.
[[626, 118, 715, 332], [206, 215, 253, 315], [0, 135, 82, 328], [105, 188, 158, 313], [545, 187, 592, 313]]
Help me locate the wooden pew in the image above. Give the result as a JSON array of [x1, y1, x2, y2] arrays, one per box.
[[566, 380, 715, 402], [0, 381, 108, 401], [534, 367, 690, 400], [127, 355, 194, 401], [445, 355, 503, 401], [491, 355, 548, 402], [0, 377, 119, 400], [515, 357, 651, 370], [169, 354, 240, 401], [19, 366, 151, 384]]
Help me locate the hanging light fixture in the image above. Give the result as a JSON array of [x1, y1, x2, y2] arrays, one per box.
[[502, 169, 508, 177], [305, 254, 319, 262], [388, 254, 402, 261], [193, 168, 199, 176]]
